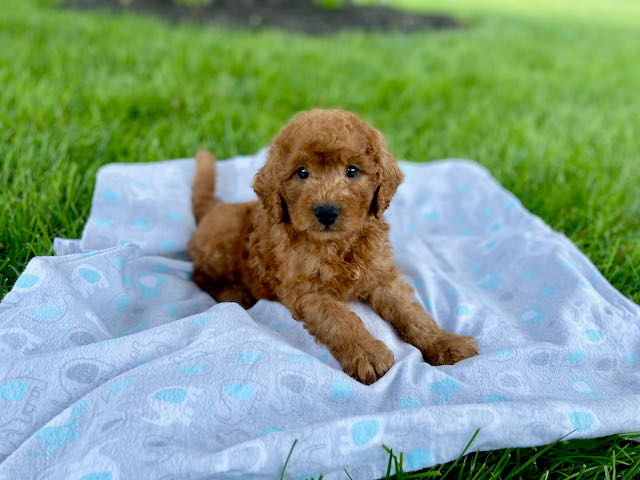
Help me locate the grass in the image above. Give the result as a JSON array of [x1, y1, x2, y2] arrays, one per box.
[[0, 0, 639, 477], [390, 432, 640, 479], [283, 431, 640, 479]]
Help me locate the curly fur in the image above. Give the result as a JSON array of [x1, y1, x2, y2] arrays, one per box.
[[188, 109, 478, 384]]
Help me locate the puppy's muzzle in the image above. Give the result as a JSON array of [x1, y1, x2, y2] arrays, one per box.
[[315, 205, 339, 227]]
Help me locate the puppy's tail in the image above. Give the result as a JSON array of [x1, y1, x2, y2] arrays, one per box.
[[192, 149, 218, 224]]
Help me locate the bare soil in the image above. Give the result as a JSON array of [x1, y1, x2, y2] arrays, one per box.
[[64, 0, 461, 34]]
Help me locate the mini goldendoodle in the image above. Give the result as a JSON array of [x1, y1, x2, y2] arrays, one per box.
[[188, 109, 478, 384]]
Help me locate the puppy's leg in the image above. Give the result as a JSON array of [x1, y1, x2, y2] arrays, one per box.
[[189, 201, 257, 309], [367, 279, 478, 365], [192, 268, 256, 309], [292, 294, 394, 385]]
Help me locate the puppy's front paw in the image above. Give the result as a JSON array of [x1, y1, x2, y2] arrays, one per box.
[[423, 332, 479, 366], [340, 339, 394, 385]]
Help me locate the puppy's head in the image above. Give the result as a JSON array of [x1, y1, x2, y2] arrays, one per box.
[[253, 109, 403, 240]]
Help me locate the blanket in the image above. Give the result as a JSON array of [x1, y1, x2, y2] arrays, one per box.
[[1, 149, 639, 479]]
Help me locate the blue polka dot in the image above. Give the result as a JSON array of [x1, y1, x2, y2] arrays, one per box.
[[180, 364, 207, 375], [79, 267, 101, 284], [486, 394, 508, 403], [163, 304, 178, 317], [476, 272, 501, 291], [350, 419, 379, 446], [238, 351, 262, 363], [16, 274, 39, 288], [400, 397, 420, 409], [579, 280, 592, 290], [138, 274, 165, 299], [494, 349, 513, 359], [469, 263, 481, 271], [405, 222, 417, 232], [570, 378, 604, 399], [106, 378, 136, 393], [271, 322, 282, 332], [627, 351, 637, 364], [428, 377, 461, 403], [422, 299, 434, 312], [0, 381, 29, 401], [316, 354, 329, 363], [136, 179, 151, 187], [569, 411, 593, 432], [481, 207, 492, 218], [455, 304, 471, 317], [484, 239, 499, 251], [194, 315, 215, 327], [419, 203, 438, 222], [133, 218, 151, 229], [33, 306, 61, 319], [154, 388, 187, 403], [116, 295, 130, 311], [405, 449, 434, 471], [489, 222, 501, 232], [261, 427, 285, 436], [224, 382, 253, 402], [519, 306, 546, 325], [460, 227, 472, 236], [123, 275, 134, 287], [274, 343, 313, 364], [561, 260, 574, 270], [540, 286, 556, 298], [102, 189, 120, 202], [114, 257, 124, 268], [331, 380, 353, 400], [586, 330, 602, 343], [79, 473, 112, 480], [159, 239, 176, 250], [569, 350, 586, 364], [169, 211, 182, 223], [93, 218, 110, 228], [521, 268, 536, 280]]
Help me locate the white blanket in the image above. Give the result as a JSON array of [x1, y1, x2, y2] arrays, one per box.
[[1, 149, 638, 479]]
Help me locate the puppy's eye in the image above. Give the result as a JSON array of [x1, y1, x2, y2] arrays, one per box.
[[346, 165, 359, 179], [296, 167, 309, 179]]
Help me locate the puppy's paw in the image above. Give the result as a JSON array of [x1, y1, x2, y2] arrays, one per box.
[[340, 339, 394, 385], [422, 332, 479, 366]]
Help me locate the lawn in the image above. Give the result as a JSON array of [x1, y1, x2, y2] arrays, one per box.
[[1, 0, 639, 477]]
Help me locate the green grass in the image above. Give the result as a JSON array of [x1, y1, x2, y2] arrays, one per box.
[[1, 0, 639, 477]]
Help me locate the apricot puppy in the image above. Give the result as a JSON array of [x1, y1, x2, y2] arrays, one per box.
[[188, 109, 478, 384]]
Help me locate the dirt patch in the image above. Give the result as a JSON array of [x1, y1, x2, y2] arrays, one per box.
[[63, 0, 461, 34]]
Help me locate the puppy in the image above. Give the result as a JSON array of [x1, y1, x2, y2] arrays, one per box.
[[188, 109, 478, 384]]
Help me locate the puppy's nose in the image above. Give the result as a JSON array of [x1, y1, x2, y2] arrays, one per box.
[[315, 205, 339, 227]]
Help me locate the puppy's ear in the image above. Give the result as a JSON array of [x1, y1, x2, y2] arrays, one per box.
[[369, 129, 403, 218], [253, 148, 286, 223]]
